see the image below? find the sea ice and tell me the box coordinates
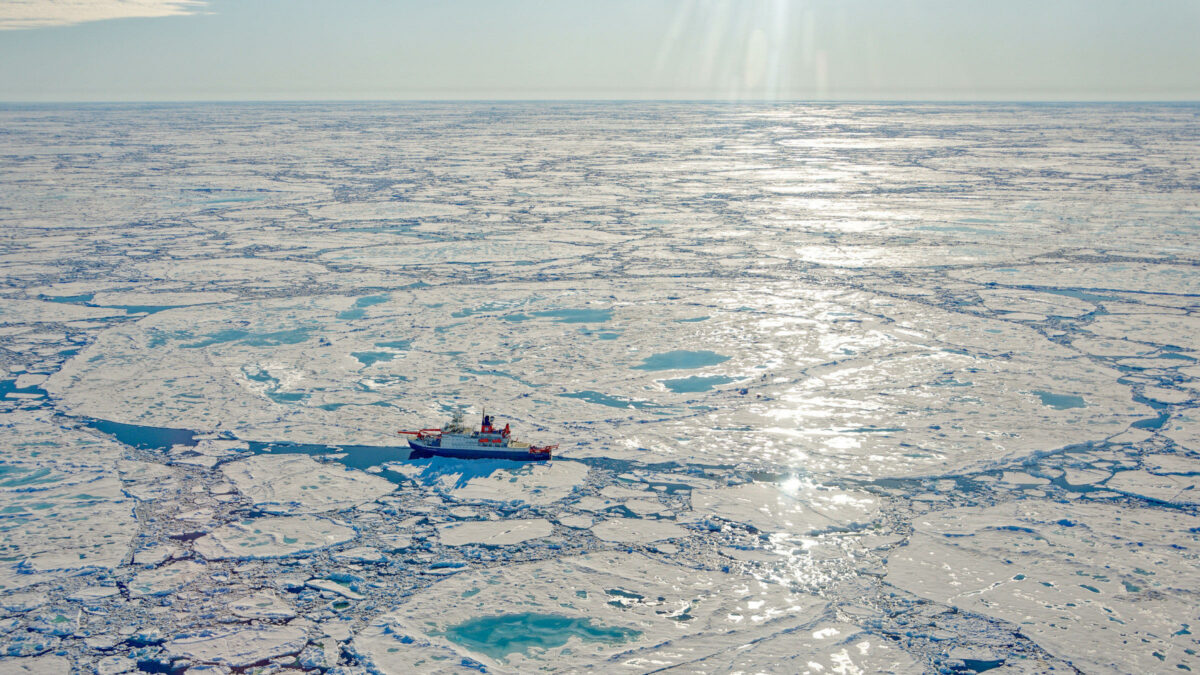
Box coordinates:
[163,625,307,668]
[436,519,553,547]
[221,454,393,514]
[5,102,1200,673]
[433,459,588,506]
[1105,470,1200,505]
[193,516,356,560]
[589,518,687,543]
[690,481,878,534]
[127,561,205,598]
[353,551,829,672]
[224,592,295,621]
[886,501,1200,673]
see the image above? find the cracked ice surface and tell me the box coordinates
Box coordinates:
[2,103,1200,672]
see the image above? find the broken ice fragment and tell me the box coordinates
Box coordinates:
[228,592,296,620]
[163,626,308,668]
[437,519,553,547]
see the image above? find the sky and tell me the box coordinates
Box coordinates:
[0,0,1197,102]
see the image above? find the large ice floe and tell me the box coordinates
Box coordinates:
[193,516,357,560]
[2,102,1199,672]
[352,551,917,673]
[221,454,393,513]
[886,501,1200,673]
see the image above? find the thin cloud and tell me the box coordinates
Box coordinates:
[0,0,206,31]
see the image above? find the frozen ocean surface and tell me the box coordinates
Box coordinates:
[0,102,1198,673]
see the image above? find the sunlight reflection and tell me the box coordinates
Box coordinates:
[653,0,794,100]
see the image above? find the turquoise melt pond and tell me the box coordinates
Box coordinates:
[439,613,640,660]
[1032,390,1086,409]
[633,350,729,371]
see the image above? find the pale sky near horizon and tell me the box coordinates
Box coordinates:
[0,0,1197,102]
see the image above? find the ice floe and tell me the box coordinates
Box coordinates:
[589,518,687,543]
[227,592,296,620]
[353,551,830,672]
[690,481,879,534]
[163,625,307,668]
[437,518,553,547]
[886,501,1200,673]
[193,516,356,560]
[127,561,205,598]
[221,454,393,513]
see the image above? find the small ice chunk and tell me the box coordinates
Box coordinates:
[13,374,47,389]
[133,545,182,566]
[307,579,364,600]
[590,518,687,543]
[332,546,386,563]
[1106,470,1200,505]
[229,592,296,620]
[127,561,204,598]
[437,519,553,547]
[94,654,137,675]
[999,471,1049,486]
[1144,454,1200,475]
[556,515,594,529]
[0,592,47,613]
[1063,467,1111,486]
[376,534,412,551]
[164,626,308,668]
[67,586,120,602]
[0,655,73,673]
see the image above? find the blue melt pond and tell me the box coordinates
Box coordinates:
[182,327,313,349]
[351,351,395,367]
[634,350,730,371]
[1032,390,1087,410]
[532,308,613,324]
[439,613,640,660]
[661,375,735,393]
[337,294,390,320]
[0,465,59,488]
[559,391,663,409]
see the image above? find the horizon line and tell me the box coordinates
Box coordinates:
[2,97,1199,106]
